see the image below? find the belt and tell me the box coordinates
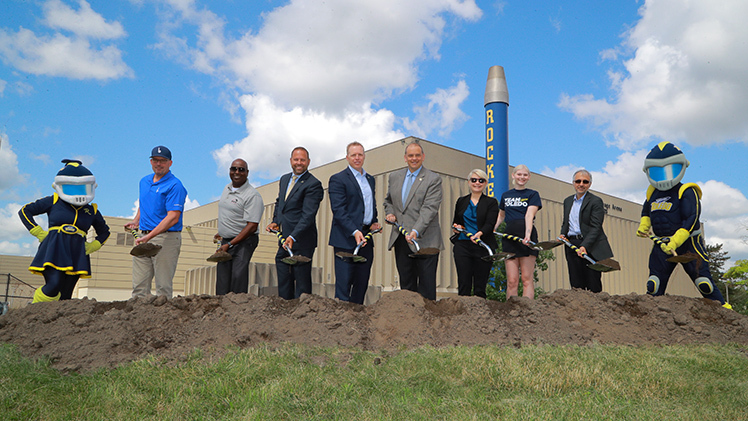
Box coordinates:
[567,234,583,240]
[140,230,181,234]
[49,225,86,237]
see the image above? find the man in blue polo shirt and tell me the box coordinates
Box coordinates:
[125,146,187,298]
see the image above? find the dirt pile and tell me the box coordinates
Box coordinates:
[1,289,747,372]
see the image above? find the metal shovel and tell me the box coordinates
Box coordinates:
[269,229,311,265]
[558,236,621,272]
[336,228,382,263]
[206,235,233,263]
[125,227,162,257]
[495,232,563,251]
[648,235,698,263]
[385,220,440,258]
[453,226,513,262]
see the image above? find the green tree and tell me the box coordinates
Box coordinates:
[723,259,748,315]
[705,243,729,282]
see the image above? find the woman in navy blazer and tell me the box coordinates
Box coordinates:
[451,169,499,297]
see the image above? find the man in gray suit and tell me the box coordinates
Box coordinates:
[559,169,614,292]
[383,142,443,300]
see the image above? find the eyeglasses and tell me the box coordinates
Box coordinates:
[574,179,590,185]
[230,167,247,172]
[469,178,486,183]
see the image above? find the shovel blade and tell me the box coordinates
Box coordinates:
[587,258,621,272]
[666,255,697,263]
[534,240,563,250]
[207,250,233,262]
[335,252,368,263]
[408,247,440,258]
[130,243,162,257]
[481,252,515,262]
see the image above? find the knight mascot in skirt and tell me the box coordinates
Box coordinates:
[636,142,730,308]
[19,159,110,303]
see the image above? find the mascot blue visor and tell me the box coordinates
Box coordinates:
[61,184,88,196]
[647,164,683,183]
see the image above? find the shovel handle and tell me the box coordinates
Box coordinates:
[268,228,294,256]
[648,235,678,257]
[494,231,543,250]
[558,236,597,265]
[454,226,494,255]
[385,220,420,251]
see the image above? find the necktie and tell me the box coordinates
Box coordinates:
[285,175,298,200]
[402,173,414,204]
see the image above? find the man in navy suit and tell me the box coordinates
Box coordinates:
[328,142,382,304]
[266,147,323,300]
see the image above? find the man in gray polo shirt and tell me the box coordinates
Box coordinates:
[215,158,264,295]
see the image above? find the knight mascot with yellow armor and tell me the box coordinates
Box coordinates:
[19,159,110,303]
[637,142,730,308]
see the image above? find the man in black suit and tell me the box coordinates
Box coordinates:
[266,147,323,300]
[559,169,614,292]
[328,142,382,304]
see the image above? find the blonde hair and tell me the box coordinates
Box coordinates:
[468,168,488,180]
[511,164,530,187]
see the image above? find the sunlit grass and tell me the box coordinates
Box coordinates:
[1,343,747,420]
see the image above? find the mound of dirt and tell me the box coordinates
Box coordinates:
[1,289,747,372]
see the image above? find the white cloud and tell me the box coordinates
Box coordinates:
[213,94,404,181]
[0,79,6,96]
[156,0,481,112]
[540,149,650,202]
[0,0,132,80]
[0,240,38,257]
[699,180,748,220]
[559,0,748,149]
[184,195,200,211]
[152,0,481,180]
[0,133,25,190]
[403,80,470,138]
[43,0,126,39]
[0,202,35,242]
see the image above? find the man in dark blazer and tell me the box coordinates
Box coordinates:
[383,142,443,300]
[266,147,323,300]
[559,169,614,292]
[328,142,382,304]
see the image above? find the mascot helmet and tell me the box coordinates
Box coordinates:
[52,159,97,205]
[643,141,689,191]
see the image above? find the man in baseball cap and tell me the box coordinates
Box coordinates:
[125,145,187,298]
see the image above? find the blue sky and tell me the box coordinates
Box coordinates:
[2,0,748,265]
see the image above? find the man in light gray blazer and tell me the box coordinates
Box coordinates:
[383,142,443,300]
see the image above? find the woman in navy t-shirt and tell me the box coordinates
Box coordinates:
[497,165,542,299]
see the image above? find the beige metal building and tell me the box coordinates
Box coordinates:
[1,137,700,306]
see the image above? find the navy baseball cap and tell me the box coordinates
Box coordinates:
[150,146,172,160]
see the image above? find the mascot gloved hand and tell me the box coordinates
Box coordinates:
[660,228,689,255]
[85,240,102,255]
[636,216,651,238]
[29,225,49,242]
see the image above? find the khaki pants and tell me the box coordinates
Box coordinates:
[132,231,181,298]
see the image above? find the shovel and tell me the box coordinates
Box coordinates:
[269,228,311,265]
[495,232,563,251]
[206,235,233,263]
[558,236,621,272]
[647,235,698,263]
[125,227,162,257]
[385,220,440,258]
[336,228,382,263]
[453,226,513,262]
